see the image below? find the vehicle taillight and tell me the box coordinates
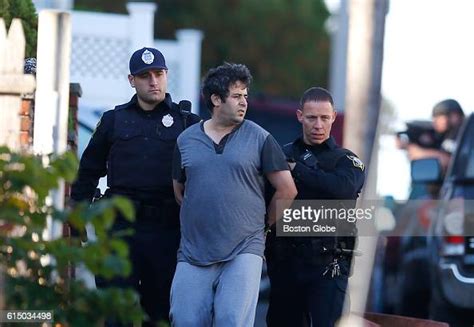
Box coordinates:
[441,198,465,256]
[442,236,465,256]
[444,235,465,244]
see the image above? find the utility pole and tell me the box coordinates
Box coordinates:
[340,0,389,325]
[343,0,388,167]
[329,0,349,112]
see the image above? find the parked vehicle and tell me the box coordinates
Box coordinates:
[372,116,474,320]
[374,174,440,318]
[413,114,474,326]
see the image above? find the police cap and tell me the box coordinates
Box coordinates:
[432,99,464,117]
[129,47,168,75]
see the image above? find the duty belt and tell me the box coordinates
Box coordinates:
[267,237,361,264]
[113,198,179,228]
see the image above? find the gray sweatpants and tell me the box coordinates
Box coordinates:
[169,253,263,327]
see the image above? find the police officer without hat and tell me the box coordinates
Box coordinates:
[265,87,365,327]
[70,47,200,326]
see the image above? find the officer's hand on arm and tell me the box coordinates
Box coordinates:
[265,170,297,227]
[284,145,317,172]
[288,161,296,171]
[283,144,297,171]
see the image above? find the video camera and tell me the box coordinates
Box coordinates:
[396,120,441,149]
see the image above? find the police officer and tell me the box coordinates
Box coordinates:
[432,99,464,154]
[70,47,200,326]
[401,99,464,170]
[265,87,365,327]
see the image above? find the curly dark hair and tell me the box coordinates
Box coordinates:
[202,62,253,112]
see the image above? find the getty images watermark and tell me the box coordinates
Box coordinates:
[276,200,379,237]
[276,199,474,237]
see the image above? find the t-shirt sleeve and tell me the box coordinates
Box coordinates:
[261,134,289,173]
[172,143,186,183]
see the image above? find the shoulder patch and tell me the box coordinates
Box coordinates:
[346,155,365,171]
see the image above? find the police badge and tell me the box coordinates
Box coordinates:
[162,114,174,127]
[142,49,154,65]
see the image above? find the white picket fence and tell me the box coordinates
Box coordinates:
[0,17,36,310]
[0,18,36,150]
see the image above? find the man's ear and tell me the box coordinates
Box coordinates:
[211,94,221,107]
[296,109,303,123]
[128,74,135,88]
[332,110,337,123]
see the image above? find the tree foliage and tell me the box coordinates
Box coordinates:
[159,0,331,98]
[74,0,331,99]
[0,147,143,325]
[73,0,125,13]
[0,0,38,57]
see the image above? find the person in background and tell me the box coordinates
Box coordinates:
[401,99,465,169]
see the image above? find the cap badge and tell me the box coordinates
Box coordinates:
[162,114,174,127]
[141,49,154,65]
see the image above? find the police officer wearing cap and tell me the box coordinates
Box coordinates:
[265,87,365,327]
[70,47,200,326]
[403,99,464,170]
[432,99,464,154]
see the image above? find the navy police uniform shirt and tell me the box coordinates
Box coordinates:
[71,93,200,203]
[284,136,365,200]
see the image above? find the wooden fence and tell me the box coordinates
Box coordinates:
[0,18,35,150]
[0,16,37,311]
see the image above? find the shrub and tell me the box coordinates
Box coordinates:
[0,146,143,325]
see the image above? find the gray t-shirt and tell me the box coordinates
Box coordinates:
[173,120,288,266]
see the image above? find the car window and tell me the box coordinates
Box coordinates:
[451,115,474,179]
[453,184,474,198]
[467,152,474,178]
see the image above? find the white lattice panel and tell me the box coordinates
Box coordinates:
[166,60,180,98]
[71,35,130,79]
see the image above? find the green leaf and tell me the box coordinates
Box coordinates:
[1,149,142,325]
[111,196,135,221]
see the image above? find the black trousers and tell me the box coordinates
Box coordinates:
[266,255,350,327]
[95,215,180,327]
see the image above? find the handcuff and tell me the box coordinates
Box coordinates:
[265,224,272,236]
[264,219,274,236]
